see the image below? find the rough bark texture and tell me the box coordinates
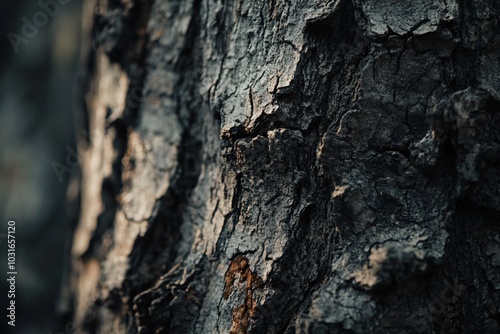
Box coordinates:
[70,0,500,333]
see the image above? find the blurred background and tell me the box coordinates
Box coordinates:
[0,0,83,333]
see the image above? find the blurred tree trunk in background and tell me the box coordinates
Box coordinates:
[0,1,81,333]
[71,0,500,333]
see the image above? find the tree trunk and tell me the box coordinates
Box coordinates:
[69,0,500,333]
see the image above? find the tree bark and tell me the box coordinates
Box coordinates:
[70,0,500,333]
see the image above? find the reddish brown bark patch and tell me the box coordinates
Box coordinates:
[223,255,263,334]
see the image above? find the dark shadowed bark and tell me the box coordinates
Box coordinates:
[69,0,500,333]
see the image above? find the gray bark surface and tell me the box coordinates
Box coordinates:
[70,0,500,333]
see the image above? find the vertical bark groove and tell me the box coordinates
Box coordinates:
[71,0,500,333]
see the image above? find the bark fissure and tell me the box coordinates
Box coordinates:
[71,0,500,333]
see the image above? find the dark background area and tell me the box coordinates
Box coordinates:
[0,0,83,333]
